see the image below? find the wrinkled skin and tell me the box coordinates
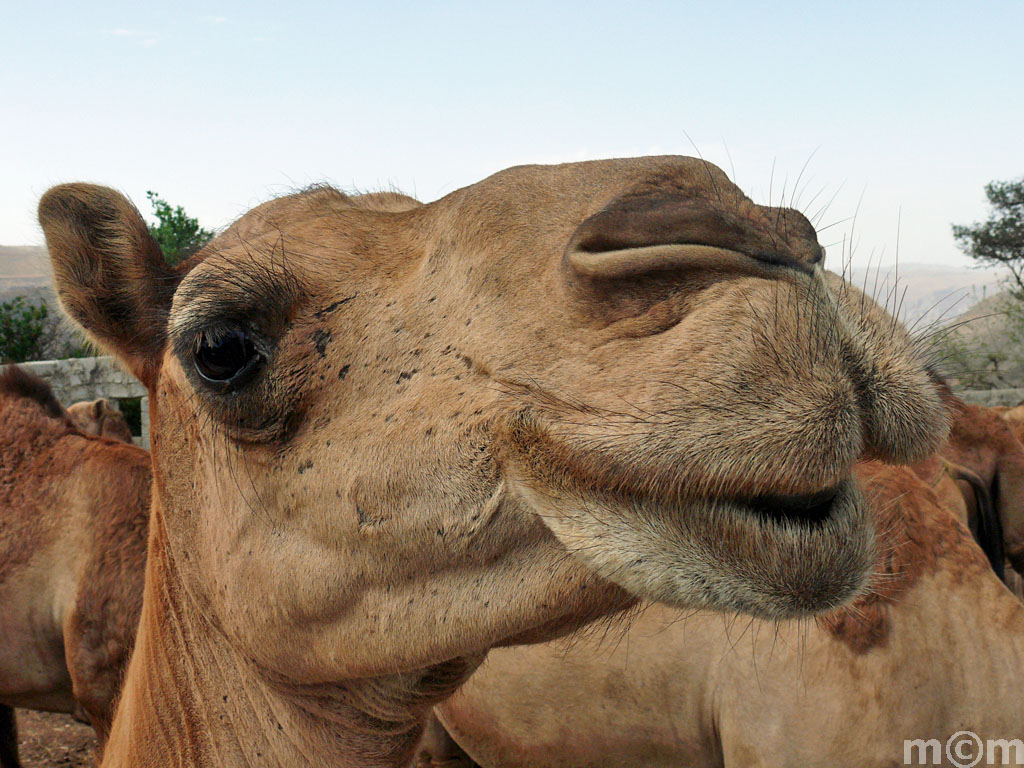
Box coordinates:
[66,398,134,443]
[38,156,947,767]
[426,460,1024,768]
[0,368,149,768]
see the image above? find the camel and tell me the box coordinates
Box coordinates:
[0,367,150,768]
[67,397,135,443]
[908,392,1024,584]
[1001,402,1024,448]
[38,156,949,767]
[422,414,1024,768]
[942,399,1024,579]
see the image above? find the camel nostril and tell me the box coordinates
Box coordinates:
[564,190,826,284]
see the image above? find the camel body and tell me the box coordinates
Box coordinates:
[0,368,149,767]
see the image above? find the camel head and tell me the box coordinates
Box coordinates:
[39,157,946,685]
[67,398,134,443]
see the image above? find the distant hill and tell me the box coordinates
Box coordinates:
[846,262,1004,331]
[0,245,53,303]
[935,288,1024,389]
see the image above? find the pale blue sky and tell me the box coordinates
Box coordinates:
[2,1,1022,268]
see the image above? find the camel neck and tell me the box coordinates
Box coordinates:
[101,514,468,768]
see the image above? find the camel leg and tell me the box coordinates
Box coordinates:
[0,705,20,768]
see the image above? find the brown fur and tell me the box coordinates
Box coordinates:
[39,157,948,767]
[0,367,150,766]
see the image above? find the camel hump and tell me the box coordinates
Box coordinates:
[0,365,67,421]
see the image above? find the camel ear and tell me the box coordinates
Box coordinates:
[39,184,180,387]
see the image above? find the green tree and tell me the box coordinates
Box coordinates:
[0,296,49,363]
[146,191,214,266]
[953,177,1024,299]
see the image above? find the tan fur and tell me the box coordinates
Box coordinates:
[0,367,150,767]
[39,157,948,767]
[429,461,1024,768]
[1001,403,1024,435]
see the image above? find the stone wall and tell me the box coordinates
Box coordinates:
[957,388,1024,407]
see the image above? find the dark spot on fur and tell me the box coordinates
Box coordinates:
[338,364,350,380]
[314,294,357,318]
[396,370,418,384]
[312,329,331,358]
[297,459,314,474]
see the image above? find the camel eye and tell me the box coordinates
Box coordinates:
[193,328,262,390]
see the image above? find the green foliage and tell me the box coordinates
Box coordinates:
[0,295,97,363]
[0,296,49,363]
[48,334,95,360]
[146,191,214,266]
[953,177,1024,299]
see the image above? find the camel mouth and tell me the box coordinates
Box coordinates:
[740,486,842,529]
[701,478,873,617]
[511,463,874,620]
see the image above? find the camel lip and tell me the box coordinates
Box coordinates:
[738,485,843,529]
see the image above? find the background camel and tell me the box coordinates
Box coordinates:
[423,416,1024,768]
[0,367,150,768]
[66,398,134,443]
[942,399,1024,590]
[38,156,947,767]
